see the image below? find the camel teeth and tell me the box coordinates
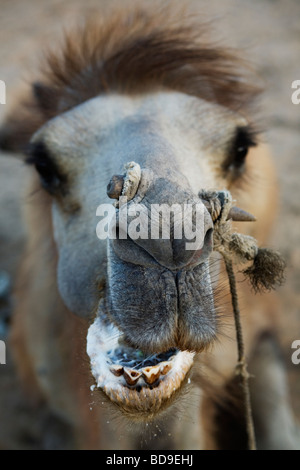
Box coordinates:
[142,364,161,385]
[160,361,172,375]
[110,364,124,377]
[123,368,142,386]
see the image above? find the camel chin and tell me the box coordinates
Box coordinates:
[87,312,194,418]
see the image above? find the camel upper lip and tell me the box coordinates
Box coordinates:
[86,313,195,415]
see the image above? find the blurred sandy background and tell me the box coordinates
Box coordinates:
[0,0,299,449]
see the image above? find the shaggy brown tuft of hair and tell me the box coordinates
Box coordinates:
[0,5,262,153]
[243,248,286,293]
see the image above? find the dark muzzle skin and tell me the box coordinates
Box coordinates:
[103,175,216,354]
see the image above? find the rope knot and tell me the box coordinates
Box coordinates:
[201,189,286,293]
[235,360,251,381]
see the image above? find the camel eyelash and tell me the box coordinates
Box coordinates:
[223,125,259,174]
[25,141,53,165]
[25,142,65,193]
[236,125,258,146]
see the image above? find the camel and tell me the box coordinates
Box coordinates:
[0,5,298,450]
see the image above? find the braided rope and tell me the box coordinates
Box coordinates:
[223,257,256,450]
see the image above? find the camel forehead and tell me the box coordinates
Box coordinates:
[33,90,244,158]
[32,91,246,195]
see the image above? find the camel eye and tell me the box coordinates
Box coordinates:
[26,142,65,194]
[235,144,249,163]
[224,126,258,174]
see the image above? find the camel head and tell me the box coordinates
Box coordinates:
[28,90,259,416]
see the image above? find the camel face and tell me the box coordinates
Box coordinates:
[29,90,255,415]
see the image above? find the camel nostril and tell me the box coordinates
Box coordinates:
[204,228,213,249]
[184,227,213,268]
[202,226,214,257]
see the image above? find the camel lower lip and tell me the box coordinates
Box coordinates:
[86,315,194,415]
